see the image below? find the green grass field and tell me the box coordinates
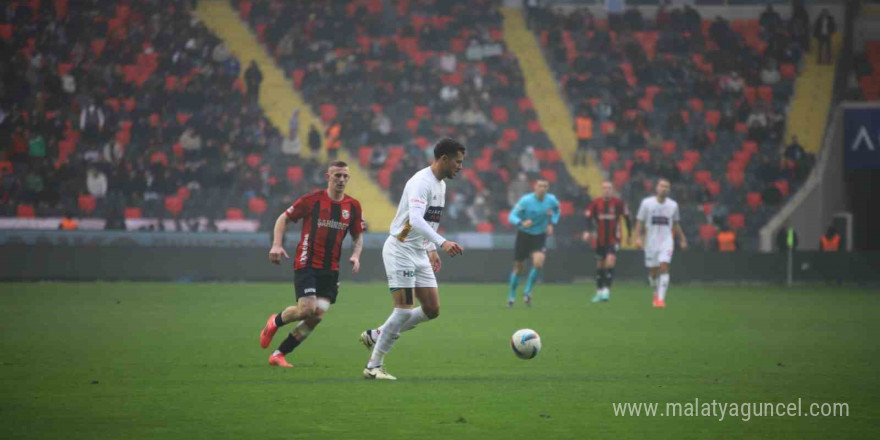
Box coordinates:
[1,282,878,439]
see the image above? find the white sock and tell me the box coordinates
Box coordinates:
[372,307,431,339]
[272,350,282,356]
[400,307,430,332]
[367,308,411,368]
[658,273,670,301]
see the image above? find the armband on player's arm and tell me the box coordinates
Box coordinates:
[409,203,447,247]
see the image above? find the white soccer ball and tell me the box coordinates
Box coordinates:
[511,329,541,360]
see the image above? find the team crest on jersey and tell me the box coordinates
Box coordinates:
[342,209,350,219]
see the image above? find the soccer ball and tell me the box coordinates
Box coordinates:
[510,329,541,360]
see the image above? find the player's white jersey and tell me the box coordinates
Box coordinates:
[389,167,447,251]
[637,196,679,250]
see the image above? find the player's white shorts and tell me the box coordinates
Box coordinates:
[644,245,674,268]
[383,236,437,290]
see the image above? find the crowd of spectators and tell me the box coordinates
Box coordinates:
[241,0,592,236]
[0,0,319,231]
[529,2,815,249]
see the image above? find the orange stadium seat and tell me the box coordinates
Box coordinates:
[476,222,494,233]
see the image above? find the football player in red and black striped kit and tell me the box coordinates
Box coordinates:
[582,181,631,303]
[258,161,366,367]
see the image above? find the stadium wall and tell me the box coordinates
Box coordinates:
[3,231,878,284]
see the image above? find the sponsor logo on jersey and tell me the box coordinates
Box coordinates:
[318,218,348,230]
[651,216,670,225]
[423,206,443,223]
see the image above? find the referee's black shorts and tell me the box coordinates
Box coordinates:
[514,231,547,262]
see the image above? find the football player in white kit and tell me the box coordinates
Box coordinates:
[634,178,687,308]
[360,139,466,380]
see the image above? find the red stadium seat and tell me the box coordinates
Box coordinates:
[775,180,790,196]
[701,203,714,218]
[694,170,711,185]
[491,106,508,124]
[414,105,430,120]
[683,150,701,165]
[742,140,758,155]
[518,98,533,112]
[226,208,244,220]
[177,186,191,201]
[728,213,746,230]
[699,223,718,244]
[540,169,558,183]
[726,169,745,187]
[688,98,704,113]
[248,197,267,216]
[476,222,494,233]
[17,204,35,218]
[0,160,12,176]
[746,192,763,211]
[705,110,721,127]
[378,168,393,189]
[706,180,721,196]
[735,122,749,134]
[600,121,616,136]
[124,207,142,219]
[780,63,796,78]
[78,194,96,214]
[744,87,757,104]
[527,120,542,133]
[601,149,619,169]
[634,149,650,163]
[165,196,184,217]
[677,160,695,175]
[559,201,574,217]
[320,103,338,123]
[498,210,511,227]
[758,86,773,102]
[358,147,372,167]
[405,118,418,132]
[503,128,519,142]
[246,154,262,168]
[612,170,629,189]
[286,166,303,183]
[661,141,677,156]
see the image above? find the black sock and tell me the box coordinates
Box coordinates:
[277,333,302,355]
[274,312,285,328]
[596,269,606,289]
[605,267,615,288]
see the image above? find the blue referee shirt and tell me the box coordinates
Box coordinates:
[508,192,561,236]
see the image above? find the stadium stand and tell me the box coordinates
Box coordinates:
[528,4,813,250]
[237,0,592,236]
[0,0,325,231]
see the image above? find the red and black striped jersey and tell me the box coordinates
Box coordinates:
[585,197,631,246]
[285,190,365,271]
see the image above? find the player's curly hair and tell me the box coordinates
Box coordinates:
[434,138,466,159]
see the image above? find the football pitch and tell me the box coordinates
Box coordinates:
[1,282,877,440]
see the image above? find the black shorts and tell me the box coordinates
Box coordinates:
[514,231,547,262]
[294,267,340,304]
[595,243,619,260]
